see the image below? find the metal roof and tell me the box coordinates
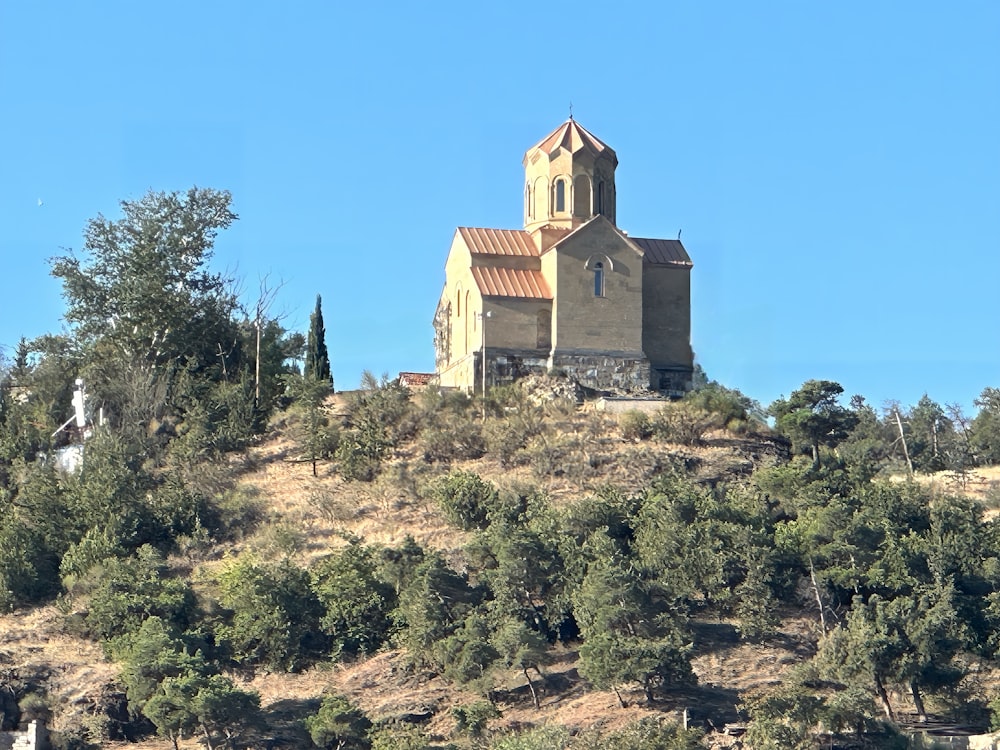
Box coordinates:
[630,237,693,267]
[526,119,617,164]
[471,266,552,300]
[458,227,539,257]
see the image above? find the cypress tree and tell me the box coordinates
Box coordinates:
[305,294,332,387]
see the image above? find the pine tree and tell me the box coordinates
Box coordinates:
[305,294,332,387]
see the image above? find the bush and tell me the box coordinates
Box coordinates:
[651,403,715,445]
[305,694,372,749]
[429,471,499,531]
[619,410,652,441]
[684,382,763,434]
[217,554,326,671]
[451,700,499,739]
[417,416,485,463]
[84,545,196,640]
[311,542,397,658]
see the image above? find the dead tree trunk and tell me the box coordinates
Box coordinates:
[894,408,914,477]
[523,666,540,710]
[809,557,827,635]
[911,680,927,723]
[874,673,894,722]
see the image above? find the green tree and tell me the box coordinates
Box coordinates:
[490,616,550,709]
[286,372,339,477]
[144,672,202,750]
[111,616,210,714]
[83,545,197,640]
[600,718,705,750]
[394,553,480,670]
[972,387,1000,465]
[49,188,243,436]
[430,470,499,531]
[190,674,262,750]
[770,380,858,465]
[311,542,396,658]
[305,694,372,750]
[908,395,954,472]
[217,554,325,671]
[306,294,333,386]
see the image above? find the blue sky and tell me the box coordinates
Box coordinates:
[1,2,998,414]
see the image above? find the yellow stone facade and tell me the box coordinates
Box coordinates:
[433,120,693,394]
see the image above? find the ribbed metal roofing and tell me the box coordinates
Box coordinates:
[630,237,693,267]
[458,227,539,257]
[527,119,617,164]
[471,267,552,299]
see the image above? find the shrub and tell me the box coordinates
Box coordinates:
[650,403,715,445]
[451,700,499,739]
[305,694,372,749]
[429,471,499,531]
[216,554,326,671]
[619,410,652,441]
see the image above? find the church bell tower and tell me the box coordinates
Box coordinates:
[522,118,618,233]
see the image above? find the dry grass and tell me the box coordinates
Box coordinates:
[2,397,802,749]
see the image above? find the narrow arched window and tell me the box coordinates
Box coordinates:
[555,179,566,212]
[594,262,605,297]
[596,182,604,215]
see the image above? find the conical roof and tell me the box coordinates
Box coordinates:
[524,119,617,165]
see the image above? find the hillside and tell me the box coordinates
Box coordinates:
[3,379,1000,750]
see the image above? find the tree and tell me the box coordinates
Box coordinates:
[144,672,202,750]
[111,616,210,714]
[770,380,859,465]
[311,542,396,658]
[490,615,550,709]
[286,372,339,477]
[304,694,372,750]
[190,675,262,750]
[217,554,326,671]
[908,395,954,472]
[972,387,1000,465]
[49,188,244,435]
[306,294,333,387]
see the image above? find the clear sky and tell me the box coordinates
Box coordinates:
[1,2,998,414]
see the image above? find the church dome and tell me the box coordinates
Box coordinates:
[522,119,617,232]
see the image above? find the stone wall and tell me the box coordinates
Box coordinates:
[0,721,47,750]
[548,351,650,393]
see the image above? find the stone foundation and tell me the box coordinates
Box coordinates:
[651,366,694,397]
[548,351,650,393]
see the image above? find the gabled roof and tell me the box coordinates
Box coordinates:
[525,119,618,165]
[458,227,539,257]
[471,266,551,300]
[398,372,435,387]
[630,237,693,268]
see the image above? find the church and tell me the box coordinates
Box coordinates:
[433,119,693,395]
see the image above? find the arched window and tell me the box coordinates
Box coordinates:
[593,262,605,297]
[596,181,604,215]
[525,182,532,220]
[554,179,566,213]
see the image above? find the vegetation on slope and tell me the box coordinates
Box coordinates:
[5,190,1000,749]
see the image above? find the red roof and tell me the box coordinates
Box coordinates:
[471,266,551,299]
[458,227,538,257]
[630,237,693,267]
[398,372,434,387]
[527,120,617,165]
